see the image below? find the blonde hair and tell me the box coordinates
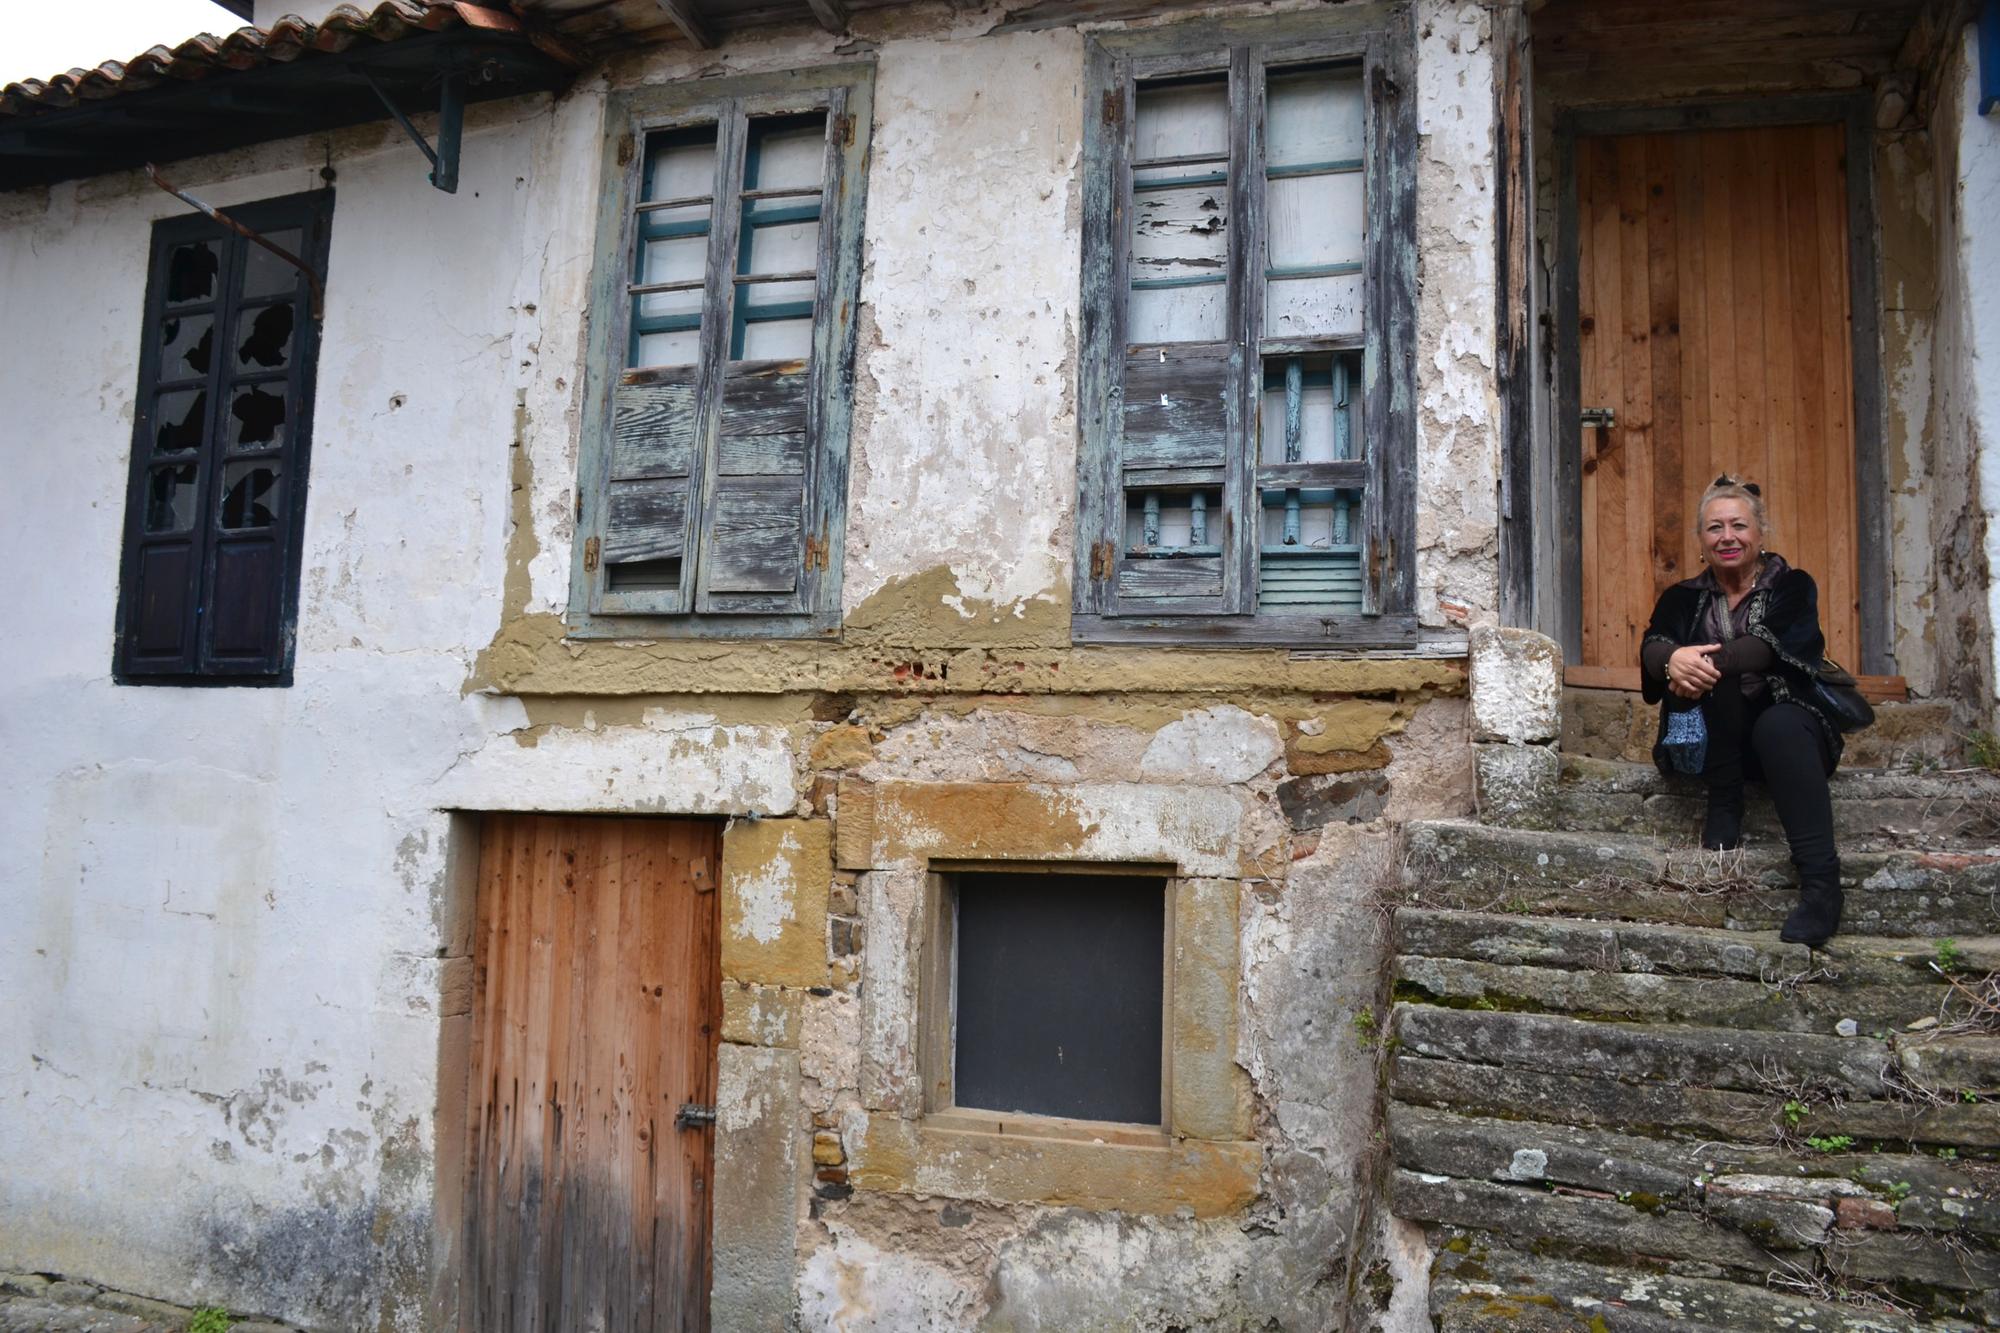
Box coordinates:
[1696,473,1771,543]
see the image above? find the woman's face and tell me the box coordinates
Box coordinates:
[1700,496,1762,573]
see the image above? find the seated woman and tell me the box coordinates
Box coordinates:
[1639,475,1844,947]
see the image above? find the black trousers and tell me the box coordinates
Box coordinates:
[1703,676,1838,879]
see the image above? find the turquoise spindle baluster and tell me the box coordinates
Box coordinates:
[1142,492,1161,547]
[1283,357,1303,545]
[1190,491,1207,545]
[1332,355,1352,545]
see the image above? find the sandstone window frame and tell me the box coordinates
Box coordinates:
[567,63,874,641]
[919,863,1176,1131]
[1072,4,1419,648]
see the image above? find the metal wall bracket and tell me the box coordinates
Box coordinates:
[143,164,326,319]
[360,66,464,192]
[675,1102,717,1129]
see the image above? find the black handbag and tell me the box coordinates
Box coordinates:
[1811,658,1875,733]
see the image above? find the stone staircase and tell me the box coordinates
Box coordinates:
[1386,753,2000,1330]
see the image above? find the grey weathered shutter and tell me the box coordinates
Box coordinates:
[583,76,866,634]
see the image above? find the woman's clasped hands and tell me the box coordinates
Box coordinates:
[1665,642,1722,699]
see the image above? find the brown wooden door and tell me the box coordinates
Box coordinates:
[463,815,720,1333]
[1577,122,1860,670]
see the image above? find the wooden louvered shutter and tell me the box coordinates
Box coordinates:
[582,75,867,634]
[1092,57,1245,622]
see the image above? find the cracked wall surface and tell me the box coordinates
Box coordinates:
[0,1,1504,1328]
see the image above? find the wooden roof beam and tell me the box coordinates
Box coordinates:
[653,0,716,49]
[805,0,850,36]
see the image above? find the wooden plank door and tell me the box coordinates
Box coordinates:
[463,815,720,1333]
[1576,122,1861,670]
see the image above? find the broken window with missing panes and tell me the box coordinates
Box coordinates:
[1075,15,1417,646]
[570,68,873,639]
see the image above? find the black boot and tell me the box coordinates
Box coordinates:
[1780,866,1843,947]
[1701,784,1744,851]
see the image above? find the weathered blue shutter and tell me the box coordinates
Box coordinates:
[581,73,868,635]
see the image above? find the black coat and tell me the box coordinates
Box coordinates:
[1638,563,1842,774]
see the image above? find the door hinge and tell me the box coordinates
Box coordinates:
[836,113,856,147]
[583,535,600,573]
[1101,89,1124,126]
[1372,66,1400,102]
[676,1102,717,1129]
[1089,539,1115,581]
[617,132,636,167]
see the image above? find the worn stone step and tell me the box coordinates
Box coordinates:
[1394,954,1965,1035]
[1389,1103,2000,1241]
[1395,907,2000,987]
[1391,1054,2000,1151]
[1404,820,2000,938]
[1493,755,2000,847]
[1429,1235,1984,1333]
[1393,1005,1895,1096]
[1392,1169,1801,1273]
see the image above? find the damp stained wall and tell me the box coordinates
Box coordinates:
[0,2,1503,1328]
[1926,25,2000,727]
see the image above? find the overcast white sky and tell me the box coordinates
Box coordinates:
[2,0,248,87]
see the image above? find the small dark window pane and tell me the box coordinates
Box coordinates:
[231,384,287,448]
[160,315,212,378]
[236,302,294,370]
[239,230,302,299]
[132,544,193,656]
[154,390,206,453]
[208,541,280,657]
[166,240,221,304]
[953,872,1165,1125]
[219,461,280,529]
[145,463,200,532]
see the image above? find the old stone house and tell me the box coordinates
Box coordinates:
[2,0,1998,1329]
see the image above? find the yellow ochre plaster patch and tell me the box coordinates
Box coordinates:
[720,818,832,988]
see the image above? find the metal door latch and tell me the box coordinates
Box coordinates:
[676,1103,717,1129]
[1581,406,1617,430]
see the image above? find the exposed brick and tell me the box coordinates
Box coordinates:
[1835,1196,1898,1230]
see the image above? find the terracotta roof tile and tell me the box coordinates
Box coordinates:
[0,1,521,119]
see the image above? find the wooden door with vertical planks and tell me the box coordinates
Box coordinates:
[1576,122,1861,671]
[463,815,720,1332]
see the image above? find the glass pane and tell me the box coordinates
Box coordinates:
[742,215,820,275]
[154,390,207,454]
[745,114,826,192]
[166,239,221,304]
[1266,67,1364,169]
[643,125,719,202]
[635,328,702,367]
[1264,270,1363,341]
[160,314,212,379]
[1135,78,1228,161]
[220,460,281,530]
[639,233,708,287]
[236,302,295,370]
[146,463,200,532]
[1128,284,1226,344]
[231,384,287,449]
[1267,173,1364,270]
[240,229,303,299]
[739,318,812,362]
[638,202,709,243]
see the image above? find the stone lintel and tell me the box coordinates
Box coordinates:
[849,1111,1261,1218]
[833,778,1249,875]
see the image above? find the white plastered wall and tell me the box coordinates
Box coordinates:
[0,2,1502,1326]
